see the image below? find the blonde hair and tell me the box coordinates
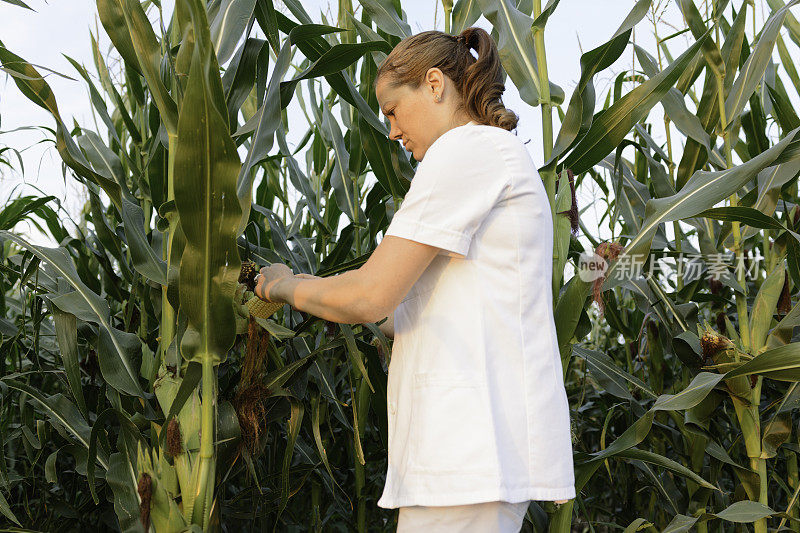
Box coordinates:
[373,28,519,132]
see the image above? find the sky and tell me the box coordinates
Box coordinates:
[0,0,793,260]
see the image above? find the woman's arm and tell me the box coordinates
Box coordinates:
[273,272,395,338]
[376,310,394,340]
[271,270,372,324]
[266,235,440,324]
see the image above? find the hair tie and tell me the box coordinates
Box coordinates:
[456,34,466,46]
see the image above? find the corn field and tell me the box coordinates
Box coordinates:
[1,0,800,530]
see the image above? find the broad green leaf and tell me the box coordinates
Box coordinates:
[696,206,792,230]
[281,41,389,96]
[87,408,118,504]
[678,0,724,80]
[98,0,179,133]
[236,39,291,235]
[750,263,787,352]
[210,0,257,65]
[222,37,265,128]
[105,451,142,533]
[634,45,712,154]
[96,0,142,73]
[453,0,482,34]
[0,46,125,211]
[561,30,710,175]
[277,397,304,520]
[766,298,800,349]
[724,0,800,130]
[321,99,365,225]
[531,0,560,30]
[358,0,411,38]
[766,0,800,48]
[573,345,654,400]
[477,0,564,108]
[77,131,168,285]
[338,324,374,393]
[360,114,408,200]
[51,306,88,418]
[761,384,797,458]
[174,0,243,365]
[766,80,800,133]
[1,381,107,469]
[0,231,145,397]
[714,500,776,522]
[0,195,57,231]
[0,490,21,527]
[676,4,748,188]
[602,126,800,291]
[776,34,800,95]
[548,0,650,164]
[615,448,716,489]
[740,160,800,243]
[274,15,388,134]
[724,342,800,382]
[575,371,727,491]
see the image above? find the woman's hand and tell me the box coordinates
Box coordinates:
[254,264,295,302]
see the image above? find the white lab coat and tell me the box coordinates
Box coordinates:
[377,120,576,509]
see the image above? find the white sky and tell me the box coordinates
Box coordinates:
[0,0,793,259]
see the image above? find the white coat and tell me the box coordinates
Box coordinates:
[377,120,576,509]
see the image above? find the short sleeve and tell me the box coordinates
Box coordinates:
[383,129,510,257]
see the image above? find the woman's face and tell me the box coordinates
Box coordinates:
[375,69,455,161]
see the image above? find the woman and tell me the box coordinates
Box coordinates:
[255,27,575,532]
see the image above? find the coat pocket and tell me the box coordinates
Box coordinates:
[409,372,499,474]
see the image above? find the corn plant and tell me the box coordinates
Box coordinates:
[1,0,800,531]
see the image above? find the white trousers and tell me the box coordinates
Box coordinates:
[396,500,529,532]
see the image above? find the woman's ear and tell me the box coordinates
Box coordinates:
[425,67,445,98]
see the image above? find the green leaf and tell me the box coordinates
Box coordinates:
[561,29,710,175]
[678,0,725,80]
[477,0,564,107]
[634,45,713,154]
[0,490,21,527]
[1,380,108,470]
[750,263,787,352]
[615,448,716,490]
[51,306,88,418]
[96,0,142,73]
[321,99,365,225]
[713,500,776,522]
[358,0,411,38]
[338,324,374,393]
[0,45,126,212]
[696,206,790,230]
[602,126,800,291]
[766,0,800,49]
[100,0,179,133]
[573,345,655,400]
[0,231,145,397]
[210,0,257,65]
[724,343,800,382]
[173,0,243,365]
[276,397,304,521]
[548,0,651,164]
[724,0,800,130]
